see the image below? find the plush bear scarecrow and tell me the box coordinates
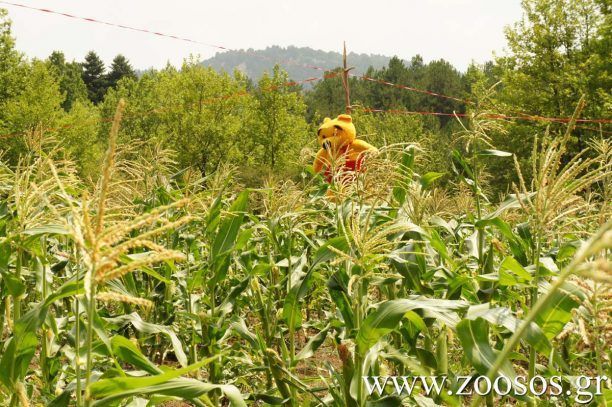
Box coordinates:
[313,114,377,184]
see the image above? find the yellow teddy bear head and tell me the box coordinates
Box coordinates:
[317,114,356,151]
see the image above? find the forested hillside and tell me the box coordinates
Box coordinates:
[201,45,391,84]
[0,1,610,406]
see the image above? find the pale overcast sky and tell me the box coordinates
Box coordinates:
[2,0,524,72]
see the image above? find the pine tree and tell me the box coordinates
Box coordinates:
[106,54,136,89]
[81,50,107,104]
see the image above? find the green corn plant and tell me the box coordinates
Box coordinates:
[0,86,610,407]
[468,219,612,407]
[511,97,611,387]
[45,100,251,406]
[451,85,512,303]
[0,138,79,405]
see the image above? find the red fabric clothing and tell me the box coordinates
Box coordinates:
[323,145,365,184]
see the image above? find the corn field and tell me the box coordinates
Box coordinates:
[0,98,610,407]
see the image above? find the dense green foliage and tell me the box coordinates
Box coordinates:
[0,1,610,406]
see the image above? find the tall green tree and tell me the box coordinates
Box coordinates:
[106,54,136,89]
[100,58,254,177]
[58,100,103,178]
[0,8,25,105]
[47,51,88,111]
[304,67,352,120]
[491,0,610,183]
[81,50,108,104]
[498,0,610,119]
[371,56,410,109]
[422,59,465,124]
[0,12,65,163]
[247,65,309,175]
[1,61,65,163]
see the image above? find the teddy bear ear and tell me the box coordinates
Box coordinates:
[323,117,331,123]
[337,114,352,123]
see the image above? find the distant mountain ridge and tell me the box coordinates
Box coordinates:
[200,45,393,83]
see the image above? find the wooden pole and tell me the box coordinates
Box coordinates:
[341,41,354,115]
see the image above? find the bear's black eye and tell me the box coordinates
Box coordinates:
[334,125,342,131]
